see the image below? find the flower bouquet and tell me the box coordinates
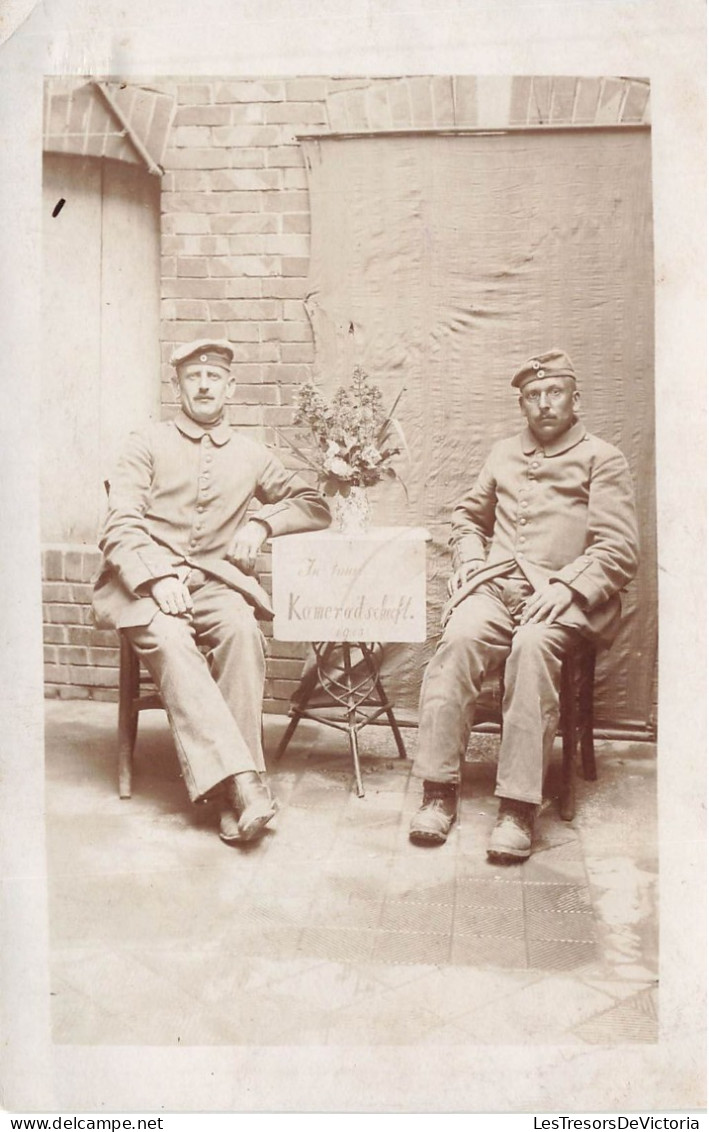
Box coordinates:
[279,366,407,531]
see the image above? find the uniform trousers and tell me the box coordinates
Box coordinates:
[413,578,583,805]
[124,571,266,802]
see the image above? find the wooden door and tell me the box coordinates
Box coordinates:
[41,154,161,545]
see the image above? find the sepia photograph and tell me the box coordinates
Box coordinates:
[0,0,705,1119]
[40,69,658,1044]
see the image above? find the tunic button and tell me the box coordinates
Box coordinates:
[521,501,528,509]
[519,517,527,525]
[519,536,526,544]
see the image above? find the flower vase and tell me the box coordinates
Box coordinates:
[333,486,371,535]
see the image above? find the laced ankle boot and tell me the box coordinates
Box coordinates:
[409,780,458,846]
[487,797,536,862]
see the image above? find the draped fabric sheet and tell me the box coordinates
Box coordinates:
[302,129,656,728]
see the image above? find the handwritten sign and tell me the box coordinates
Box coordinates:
[272,527,430,642]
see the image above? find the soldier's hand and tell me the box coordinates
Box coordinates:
[150,576,193,616]
[520,581,575,626]
[447,561,485,598]
[228,520,268,573]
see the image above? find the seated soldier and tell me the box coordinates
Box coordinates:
[409,349,639,861]
[93,338,331,845]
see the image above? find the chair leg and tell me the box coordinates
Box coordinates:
[559,656,578,822]
[273,644,330,762]
[273,712,303,762]
[579,649,597,781]
[117,635,139,799]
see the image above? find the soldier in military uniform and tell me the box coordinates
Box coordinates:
[93,339,331,845]
[409,349,639,861]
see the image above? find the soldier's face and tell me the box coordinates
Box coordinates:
[519,376,579,443]
[174,363,235,424]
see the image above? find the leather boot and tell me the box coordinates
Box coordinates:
[219,771,277,844]
[409,780,458,846]
[487,798,536,862]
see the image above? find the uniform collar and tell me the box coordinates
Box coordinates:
[521,418,587,457]
[173,409,232,446]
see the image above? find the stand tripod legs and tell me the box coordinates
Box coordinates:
[360,643,409,761]
[273,640,407,796]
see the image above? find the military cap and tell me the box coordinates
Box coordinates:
[170,339,234,370]
[511,349,576,390]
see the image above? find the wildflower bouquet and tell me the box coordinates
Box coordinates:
[281,366,407,498]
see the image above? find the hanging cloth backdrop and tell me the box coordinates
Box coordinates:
[301,128,656,730]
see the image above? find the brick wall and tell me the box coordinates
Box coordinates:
[42,545,119,700]
[42,74,650,707]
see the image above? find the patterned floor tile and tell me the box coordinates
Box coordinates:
[522,855,589,883]
[385,874,458,905]
[324,994,442,1045]
[217,923,305,962]
[320,861,395,898]
[327,827,403,856]
[244,864,331,897]
[298,926,378,964]
[52,982,145,1046]
[456,851,526,880]
[370,930,452,967]
[310,894,383,929]
[379,899,454,934]
[234,895,314,929]
[50,946,232,1046]
[447,973,614,1044]
[455,877,525,909]
[398,965,541,1023]
[286,781,353,809]
[199,988,332,1045]
[338,806,404,831]
[525,909,597,942]
[450,935,528,969]
[453,904,526,939]
[268,960,386,1011]
[522,882,593,913]
[526,937,598,971]
[573,985,658,1044]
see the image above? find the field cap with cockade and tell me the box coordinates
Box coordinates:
[511,349,576,391]
[170,339,234,370]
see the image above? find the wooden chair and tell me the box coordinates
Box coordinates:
[116,634,162,798]
[556,640,597,820]
[498,637,597,821]
[104,476,161,799]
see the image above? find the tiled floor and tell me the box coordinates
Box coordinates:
[45,700,658,1046]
